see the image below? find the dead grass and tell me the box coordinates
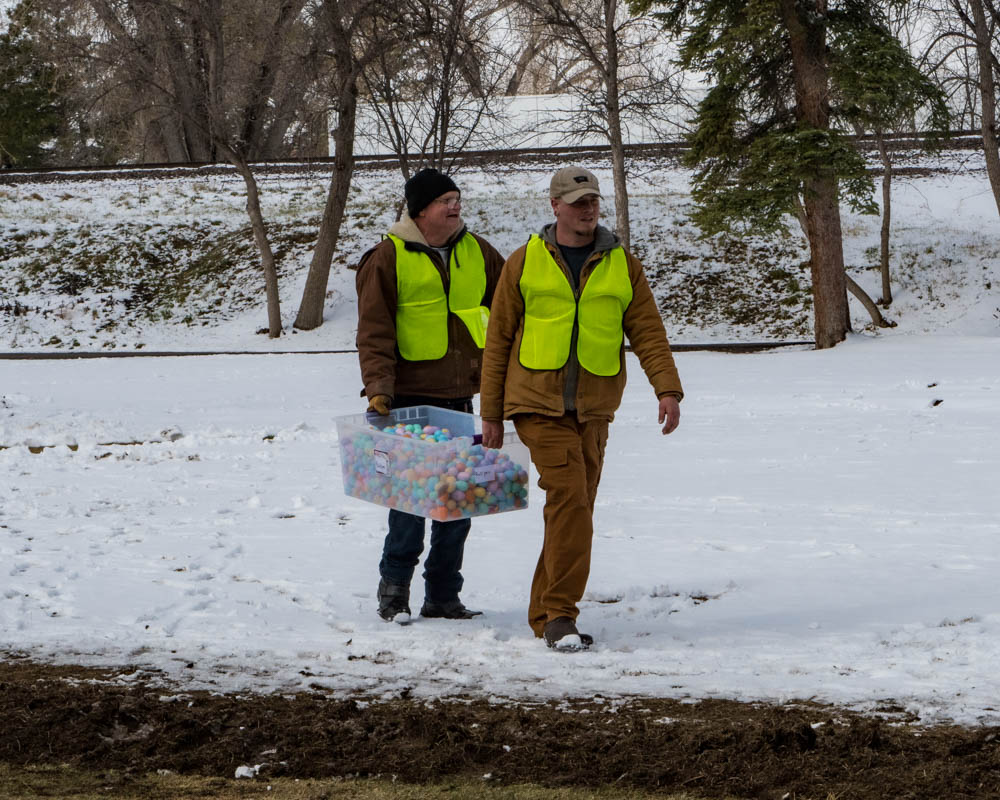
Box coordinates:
[0,765,720,800]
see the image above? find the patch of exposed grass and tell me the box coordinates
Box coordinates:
[647,231,813,339]
[1,215,323,340]
[0,765,721,800]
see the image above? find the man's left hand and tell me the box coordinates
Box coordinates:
[658,396,680,435]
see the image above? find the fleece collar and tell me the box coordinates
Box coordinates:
[539,222,619,254]
[388,214,467,250]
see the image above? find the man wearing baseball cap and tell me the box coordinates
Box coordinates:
[356,167,505,625]
[479,166,683,651]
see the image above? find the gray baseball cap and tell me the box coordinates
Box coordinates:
[550,166,602,203]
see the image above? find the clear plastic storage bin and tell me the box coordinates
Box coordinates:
[336,406,530,519]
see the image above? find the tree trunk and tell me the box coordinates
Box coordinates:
[970,0,1000,217]
[604,0,631,249]
[239,0,310,159]
[846,275,895,328]
[780,0,850,349]
[794,196,892,330]
[230,156,283,338]
[294,82,358,330]
[506,32,542,96]
[104,0,213,162]
[166,10,216,161]
[606,110,631,250]
[877,131,893,306]
[142,110,188,162]
[802,177,850,346]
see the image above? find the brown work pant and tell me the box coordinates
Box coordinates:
[513,413,609,637]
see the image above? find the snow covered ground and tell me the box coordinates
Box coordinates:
[2,336,998,726]
[2,151,999,726]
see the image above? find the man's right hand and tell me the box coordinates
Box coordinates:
[367,395,392,416]
[481,419,505,449]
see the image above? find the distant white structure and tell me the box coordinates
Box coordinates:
[331,93,691,157]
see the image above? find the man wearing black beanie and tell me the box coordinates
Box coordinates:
[405,168,460,219]
[355,168,505,625]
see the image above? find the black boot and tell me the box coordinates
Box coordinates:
[378,579,411,624]
[419,598,483,619]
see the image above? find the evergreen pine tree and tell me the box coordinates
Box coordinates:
[638,0,944,347]
[0,4,64,168]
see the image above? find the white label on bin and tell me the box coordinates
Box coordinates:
[373,449,390,475]
[472,464,496,484]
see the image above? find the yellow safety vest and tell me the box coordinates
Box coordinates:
[390,233,489,361]
[518,235,633,377]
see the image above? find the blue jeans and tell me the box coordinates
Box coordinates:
[380,510,471,603]
[378,394,474,603]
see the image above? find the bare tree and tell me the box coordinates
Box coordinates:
[78,0,317,163]
[960,0,1000,215]
[832,3,949,310]
[504,8,548,95]
[911,0,1000,215]
[359,0,516,183]
[33,0,404,334]
[48,0,319,337]
[293,0,402,330]
[502,2,596,94]
[516,0,684,249]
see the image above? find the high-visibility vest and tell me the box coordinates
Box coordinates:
[389,233,489,361]
[518,235,633,377]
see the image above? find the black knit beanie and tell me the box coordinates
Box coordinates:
[405,168,459,218]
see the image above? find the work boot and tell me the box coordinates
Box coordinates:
[377,579,411,625]
[543,616,594,651]
[419,598,483,619]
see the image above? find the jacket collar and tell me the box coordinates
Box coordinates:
[388,214,467,250]
[539,222,619,254]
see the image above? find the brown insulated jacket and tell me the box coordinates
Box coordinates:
[479,223,683,423]
[355,215,505,402]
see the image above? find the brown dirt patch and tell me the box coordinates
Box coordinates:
[1,658,998,799]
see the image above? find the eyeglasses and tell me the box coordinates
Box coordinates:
[434,195,462,208]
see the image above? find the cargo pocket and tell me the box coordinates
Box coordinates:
[533,448,569,468]
[530,447,572,494]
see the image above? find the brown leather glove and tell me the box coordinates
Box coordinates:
[367,394,392,416]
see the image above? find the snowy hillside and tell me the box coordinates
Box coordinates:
[1,148,997,351]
